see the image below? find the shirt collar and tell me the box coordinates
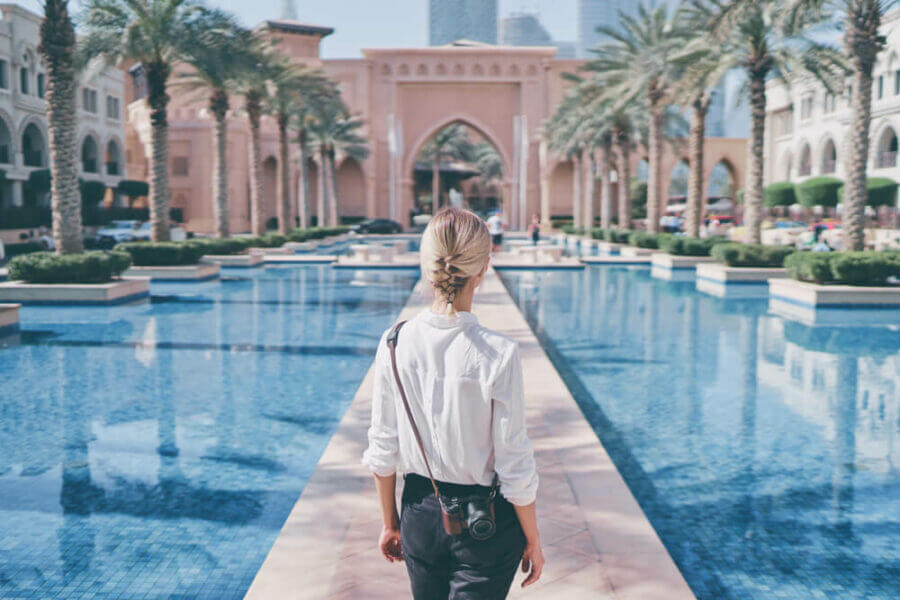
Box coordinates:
[417,309,478,329]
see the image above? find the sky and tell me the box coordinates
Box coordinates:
[7,0,577,59]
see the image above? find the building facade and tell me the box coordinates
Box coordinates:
[429,0,497,46]
[124,16,746,234]
[0,4,126,212]
[764,10,900,188]
[499,13,553,47]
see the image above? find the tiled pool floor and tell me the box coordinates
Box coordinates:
[0,266,417,599]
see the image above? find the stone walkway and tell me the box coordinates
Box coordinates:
[245,269,695,600]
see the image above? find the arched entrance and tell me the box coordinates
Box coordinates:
[548,161,573,218]
[22,123,45,168]
[261,156,278,230]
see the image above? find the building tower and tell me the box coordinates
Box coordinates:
[280,0,298,20]
[429,0,498,45]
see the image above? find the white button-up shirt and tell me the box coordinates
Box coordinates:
[362,309,539,506]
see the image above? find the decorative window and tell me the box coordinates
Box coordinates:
[172,156,189,176]
[106,95,120,119]
[82,88,98,113]
[19,67,28,94]
[0,61,8,89]
[800,95,814,120]
[36,73,44,99]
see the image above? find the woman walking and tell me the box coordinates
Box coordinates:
[363,207,543,599]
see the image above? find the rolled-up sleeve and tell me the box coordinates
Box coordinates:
[362,332,399,476]
[491,342,538,505]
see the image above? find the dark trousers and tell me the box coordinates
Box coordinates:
[400,474,526,600]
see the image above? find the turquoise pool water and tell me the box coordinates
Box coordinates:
[0,265,417,599]
[500,266,900,600]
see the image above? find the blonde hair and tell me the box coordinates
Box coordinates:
[420,207,491,315]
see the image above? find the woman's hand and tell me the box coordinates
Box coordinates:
[379,525,403,563]
[520,539,544,587]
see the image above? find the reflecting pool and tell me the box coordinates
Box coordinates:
[500,266,900,600]
[0,265,417,599]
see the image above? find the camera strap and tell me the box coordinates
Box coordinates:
[386,320,442,499]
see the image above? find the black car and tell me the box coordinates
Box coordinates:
[351,219,403,234]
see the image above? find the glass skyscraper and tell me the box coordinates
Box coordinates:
[429,0,498,45]
[576,0,636,57]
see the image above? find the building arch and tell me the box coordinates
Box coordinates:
[706,159,736,198]
[105,136,123,176]
[668,159,689,201]
[80,133,100,173]
[403,114,512,181]
[335,156,366,218]
[875,124,898,168]
[20,120,47,167]
[798,141,812,176]
[0,113,13,165]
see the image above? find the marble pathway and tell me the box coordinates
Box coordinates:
[245,269,695,600]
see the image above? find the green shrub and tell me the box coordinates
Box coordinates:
[115,241,205,266]
[28,169,52,195]
[189,238,249,255]
[8,251,131,283]
[561,225,584,235]
[837,177,898,208]
[763,182,796,207]
[658,236,725,257]
[795,177,842,208]
[785,251,900,285]
[590,228,607,240]
[4,241,46,258]
[244,233,287,248]
[711,242,795,267]
[628,231,670,249]
[631,179,648,219]
[603,229,632,244]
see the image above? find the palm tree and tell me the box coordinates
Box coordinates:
[786,0,892,249]
[419,124,473,214]
[176,9,255,238]
[586,2,690,233]
[472,141,503,208]
[546,92,588,229]
[610,105,639,230]
[267,64,333,233]
[695,0,844,242]
[308,103,369,226]
[39,0,82,253]
[80,0,202,242]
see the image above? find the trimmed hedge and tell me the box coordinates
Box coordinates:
[795,177,842,208]
[7,251,131,283]
[658,236,726,257]
[243,233,287,248]
[601,229,632,243]
[4,241,46,258]
[628,231,671,249]
[561,225,584,235]
[287,226,350,242]
[115,241,205,266]
[837,177,898,208]
[763,182,796,207]
[711,242,795,268]
[785,251,900,285]
[189,238,249,255]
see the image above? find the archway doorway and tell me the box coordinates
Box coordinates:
[706,160,735,214]
[22,123,45,168]
[411,122,504,219]
[335,157,366,220]
[261,156,277,230]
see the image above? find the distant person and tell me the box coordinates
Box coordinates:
[487,210,505,252]
[363,207,543,599]
[528,214,541,245]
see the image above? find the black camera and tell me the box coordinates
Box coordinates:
[440,494,496,540]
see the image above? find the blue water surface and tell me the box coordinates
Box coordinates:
[0,265,417,599]
[500,266,900,600]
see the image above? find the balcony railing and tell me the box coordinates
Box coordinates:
[877,151,897,168]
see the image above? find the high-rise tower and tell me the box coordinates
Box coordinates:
[576,0,636,57]
[429,0,498,45]
[280,0,298,20]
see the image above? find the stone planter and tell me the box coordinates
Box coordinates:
[0,303,20,337]
[769,278,900,326]
[123,263,220,282]
[284,241,318,253]
[696,264,788,298]
[651,254,718,281]
[619,246,657,258]
[202,253,264,268]
[581,255,652,266]
[246,246,291,255]
[0,278,150,305]
[595,241,623,256]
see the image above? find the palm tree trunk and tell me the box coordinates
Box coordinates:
[746,75,766,244]
[146,60,171,241]
[317,148,328,227]
[572,154,582,230]
[583,147,595,231]
[326,148,338,227]
[647,105,663,234]
[686,94,708,238]
[276,112,291,235]
[246,90,265,235]
[616,132,632,230]
[599,140,614,229]
[432,156,440,215]
[296,129,310,228]
[39,0,82,254]
[210,89,229,238]
[844,11,881,251]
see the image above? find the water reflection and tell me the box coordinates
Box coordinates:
[501,266,900,600]
[0,266,417,599]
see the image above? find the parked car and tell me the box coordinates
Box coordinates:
[350,218,403,234]
[96,220,142,243]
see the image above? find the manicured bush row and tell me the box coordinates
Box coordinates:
[795,177,842,208]
[115,241,206,266]
[8,251,131,283]
[837,177,898,208]
[658,236,726,257]
[560,225,584,235]
[243,233,287,248]
[763,182,796,207]
[785,251,900,285]
[628,231,671,249]
[4,241,46,258]
[590,228,635,244]
[189,238,249,256]
[710,242,795,268]
[287,226,350,242]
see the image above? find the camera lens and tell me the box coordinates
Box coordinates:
[466,501,496,541]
